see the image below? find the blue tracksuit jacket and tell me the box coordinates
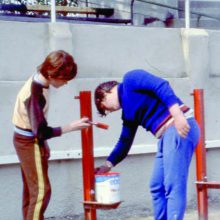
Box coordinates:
[107,69,184,166]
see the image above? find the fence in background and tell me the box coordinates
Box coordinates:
[0,0,220,28]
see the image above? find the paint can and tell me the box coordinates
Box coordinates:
[95,172,120,204]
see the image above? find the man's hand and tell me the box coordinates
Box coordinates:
[95,165,111,174]
[95,161,113,174]
[169,104,190,138]
[174,114,190,138]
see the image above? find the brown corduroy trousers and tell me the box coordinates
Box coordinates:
[13,132,51,220]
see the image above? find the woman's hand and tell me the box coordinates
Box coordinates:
[61,117,91,134]
[69,117,91,131]
[40,142,50,159]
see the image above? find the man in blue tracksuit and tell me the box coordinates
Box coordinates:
[94,69,200,220]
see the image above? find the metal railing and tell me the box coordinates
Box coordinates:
[1,0,220,27]
[131,0,220,28]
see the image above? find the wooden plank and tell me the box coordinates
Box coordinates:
[0,4,114,17]
[26,5,97,14]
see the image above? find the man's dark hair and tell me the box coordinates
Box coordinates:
[94,81,119,116]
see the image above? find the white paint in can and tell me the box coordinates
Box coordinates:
[95,172,120,204]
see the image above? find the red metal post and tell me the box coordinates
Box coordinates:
[193,89,208,220]
[78,91,96,220]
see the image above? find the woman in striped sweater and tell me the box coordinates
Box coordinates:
[12,50,90,220]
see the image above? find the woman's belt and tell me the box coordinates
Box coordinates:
[14,126,34,137]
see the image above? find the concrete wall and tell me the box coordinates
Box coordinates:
[0,21,220,219]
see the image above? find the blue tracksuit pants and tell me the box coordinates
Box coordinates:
[150,118,200,220]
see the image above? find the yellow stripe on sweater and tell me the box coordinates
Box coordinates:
[33,143,45,220]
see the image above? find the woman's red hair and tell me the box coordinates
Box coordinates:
[37,50,77,80]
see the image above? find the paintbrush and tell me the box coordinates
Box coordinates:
[88,121,109,130]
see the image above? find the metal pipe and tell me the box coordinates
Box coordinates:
[193,89,208,220]
[136,0,220,21]
[130,0,135,25]
[51,0,56,23]
[185,0,190,28]
[78,91,96,220]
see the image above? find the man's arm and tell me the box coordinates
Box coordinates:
[95,121,138,174]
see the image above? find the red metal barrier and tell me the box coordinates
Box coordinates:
[193,89,220,220]
[76,91,120,220]
[77,91,96,220]
[193,89,208,220]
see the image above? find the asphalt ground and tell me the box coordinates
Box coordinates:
[46,208,220,220]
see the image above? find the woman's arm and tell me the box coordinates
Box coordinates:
[28,85,90,141]
[61,118,90,134]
